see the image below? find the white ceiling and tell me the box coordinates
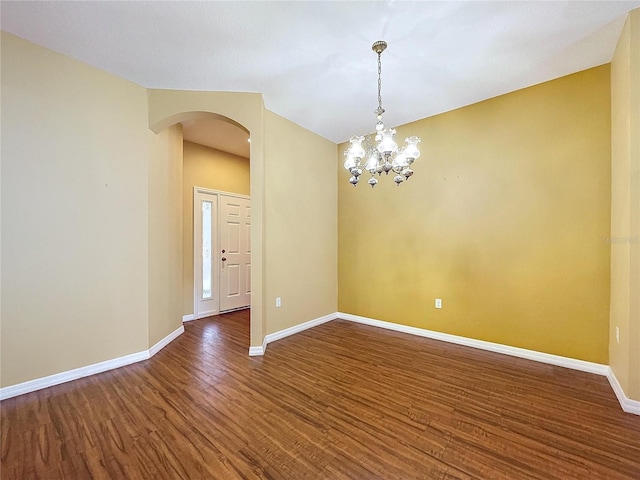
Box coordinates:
[2,1,639,144]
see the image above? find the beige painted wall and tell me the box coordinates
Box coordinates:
[149,125,184,346]
[1,23,631,402]
[610,8,640,401]
[1,33,151,386]
[182,141,250,315]
[264,111,338,334]
[339,65,611,364]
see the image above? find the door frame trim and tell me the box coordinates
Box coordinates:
[193,187,250,319]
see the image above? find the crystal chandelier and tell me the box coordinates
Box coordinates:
[344,41,421,187]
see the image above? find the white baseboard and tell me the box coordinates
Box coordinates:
[337,312,640,415]
[248,345,265,356]
[607,368,640,415]
[248,312,337,356]
[7,309,636,416]
[149,325,185,358]
[265,312,336,344]
[337,312,609,376]
[0,325,185,401]
[182,314,195,322]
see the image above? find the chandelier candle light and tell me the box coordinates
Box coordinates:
[344,40,421,187]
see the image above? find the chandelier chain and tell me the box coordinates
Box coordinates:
[377,52,383,112]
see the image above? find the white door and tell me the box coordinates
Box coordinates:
[219,195,251,311]
[194,190,219,318]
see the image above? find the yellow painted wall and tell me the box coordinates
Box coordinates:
[339,65,611,364]
[149,125,184,346]
[182,140,250,315]
[264,111,338,334]
[610,8,640,401]
[1,33,151,386]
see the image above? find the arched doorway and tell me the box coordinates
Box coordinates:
[148,92,265,353]
[182,116,250,318]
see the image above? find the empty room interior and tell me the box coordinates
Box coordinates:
[1,1,639,479]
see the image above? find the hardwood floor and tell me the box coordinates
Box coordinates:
[2,310,639,479]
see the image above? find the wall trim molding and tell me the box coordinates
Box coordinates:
[182,314,196,322]
[248,312,336,356]
[337,312,610,375]
[248,344,265,356]
[149,325,185,358]
[265,313,336,345]
[6,311,637,416]
[606,367,640,415]
[0,325,185,401]
[337,312,640,414]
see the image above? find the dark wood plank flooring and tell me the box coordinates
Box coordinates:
[2,310,639,479]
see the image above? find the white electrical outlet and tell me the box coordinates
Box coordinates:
[435,298,442,309]
[616,326,620,344]
[276,297,281,308]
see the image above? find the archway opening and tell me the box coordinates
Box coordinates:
[155,109,258,352]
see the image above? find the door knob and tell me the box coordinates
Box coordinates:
[222,249,226,253]
[222,257,227,261]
